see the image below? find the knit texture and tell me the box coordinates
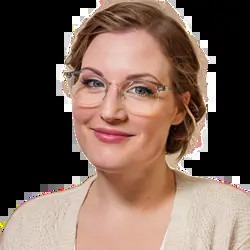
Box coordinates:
[1,169,249,250]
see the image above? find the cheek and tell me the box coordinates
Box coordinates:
[72,104,95,150]
[72,102,93,124]
[145,114,172,146]
[138,117,169,142]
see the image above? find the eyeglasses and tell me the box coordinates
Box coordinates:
[64,68,175,116]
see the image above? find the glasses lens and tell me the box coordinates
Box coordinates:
[70,73,158,115]
[123,80,158,115]
[70,73,106,106]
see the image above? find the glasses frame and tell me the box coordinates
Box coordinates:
[64,68,176,114]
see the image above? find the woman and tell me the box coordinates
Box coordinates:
[1,0,249,249]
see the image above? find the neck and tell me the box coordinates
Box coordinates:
[89,162,176,215]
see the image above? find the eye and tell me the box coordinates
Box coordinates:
[126,81,156,97]
[128,86,154,96]
[80,78,105,88]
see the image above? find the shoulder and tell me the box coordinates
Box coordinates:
[174,168,249,207]
[193,174,249,207]
[3,175,96,229]
[174,168,250,223]
[0,174,96,248]
[174,169,250,248]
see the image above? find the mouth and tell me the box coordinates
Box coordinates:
[93,130,134,143]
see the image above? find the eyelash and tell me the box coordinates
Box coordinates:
[80,78,154,96]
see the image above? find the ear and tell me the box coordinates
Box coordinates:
[172,91,191,126]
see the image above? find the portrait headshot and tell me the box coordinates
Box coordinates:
[1,0,249,249]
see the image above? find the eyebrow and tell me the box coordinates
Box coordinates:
[80,66,164,86]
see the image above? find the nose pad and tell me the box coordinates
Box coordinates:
[103,82,124,104]
[99,82,128,118]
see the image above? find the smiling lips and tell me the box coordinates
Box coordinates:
[93,127,134,136]
[93,130,134,143]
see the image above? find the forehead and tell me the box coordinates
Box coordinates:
[81,30,171,83]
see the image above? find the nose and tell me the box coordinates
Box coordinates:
[99,83,128,121]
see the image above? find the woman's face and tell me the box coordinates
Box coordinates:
[72,29,189,173]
